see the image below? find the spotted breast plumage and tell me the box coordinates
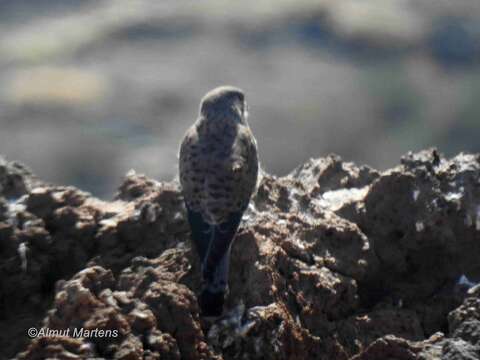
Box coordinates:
[179,86,258,317]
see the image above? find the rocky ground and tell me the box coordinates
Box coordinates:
[2,0,480,197]
[1,149,480,359]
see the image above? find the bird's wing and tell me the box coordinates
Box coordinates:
[180,126,215,267]
[179,125,203,213]
[230,126,259,213]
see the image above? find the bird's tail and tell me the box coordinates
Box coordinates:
[186,207,243,316]
[202,211,243,292]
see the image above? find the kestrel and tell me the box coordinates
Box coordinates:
[179,86,258,316]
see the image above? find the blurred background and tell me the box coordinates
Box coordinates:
[1,0,480,198]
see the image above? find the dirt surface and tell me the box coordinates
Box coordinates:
[1,149,480,359]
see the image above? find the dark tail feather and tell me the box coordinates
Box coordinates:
[202,211,243,286]
[186,207,212,263]
[198,288,225,317]
[187,208,243,317]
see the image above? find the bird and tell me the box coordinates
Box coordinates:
[179,86,258,317]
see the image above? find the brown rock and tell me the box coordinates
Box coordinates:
[2,151,480,360]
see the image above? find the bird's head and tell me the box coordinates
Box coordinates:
[199,86,248,125]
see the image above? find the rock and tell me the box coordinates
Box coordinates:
[338,307,424,356]
[2,150,480,359]
[0,157,39,199]
[449,297,480,335]
[289,154,379,194]
[350,335,423,360]
[17,336,96,360]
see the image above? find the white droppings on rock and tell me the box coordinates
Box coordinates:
[173,212,183,223]
[79,342,95,353]
[99,218,117,227]
[7,198,27,227]
[467,284,480,295]
[133,209,142,220]
[22,220,36,229]
[445,191,463,202]
[318,187,369,211]
[288,235,306,250]
[18,242,28,272]
[30,187,46,195]
[416,221,424,232]
[413,189,420,202]
[126,169,137,177]
[8,200,26,212]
